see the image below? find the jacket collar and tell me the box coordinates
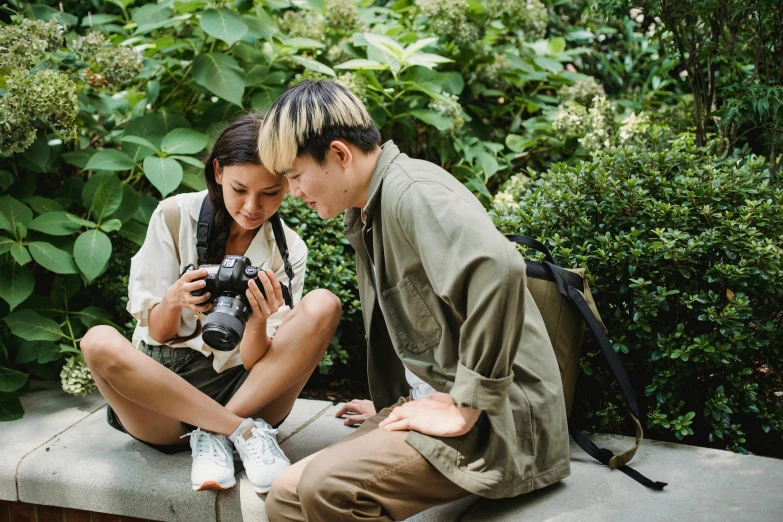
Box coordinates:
[344,140,401,230]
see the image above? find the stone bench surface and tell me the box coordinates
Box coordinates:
[2,382,781,521]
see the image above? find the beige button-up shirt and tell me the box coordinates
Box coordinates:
[127,190,307,373]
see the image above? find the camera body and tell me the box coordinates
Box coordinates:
[189,255,268,352]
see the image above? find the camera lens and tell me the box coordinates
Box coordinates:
[201,294,250,351]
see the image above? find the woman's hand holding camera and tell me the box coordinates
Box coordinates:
[245,269,285,333]
[164,268,213,313]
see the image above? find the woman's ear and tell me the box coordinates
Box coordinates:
[213,158,222,184]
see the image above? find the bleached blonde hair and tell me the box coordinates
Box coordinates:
[258,80,380,174]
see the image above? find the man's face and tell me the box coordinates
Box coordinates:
[284,152,352,220]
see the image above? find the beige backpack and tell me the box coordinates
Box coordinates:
[508,235,667,490]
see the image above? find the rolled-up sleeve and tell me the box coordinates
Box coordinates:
[395,180,527,416]
[126,206,180,327]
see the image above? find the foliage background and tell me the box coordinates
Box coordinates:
[0,0,780,457]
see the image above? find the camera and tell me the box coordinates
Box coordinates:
[188,255,290,351]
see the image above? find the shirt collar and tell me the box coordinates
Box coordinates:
[345,140,400,229]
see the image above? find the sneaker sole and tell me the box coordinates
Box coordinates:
[252,485,271,494]
[193,479,236,491]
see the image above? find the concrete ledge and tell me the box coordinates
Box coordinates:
[3,384,782,521]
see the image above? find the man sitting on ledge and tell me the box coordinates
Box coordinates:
[258,80,571,522]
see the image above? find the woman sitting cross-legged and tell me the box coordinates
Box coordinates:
[80,113,341,494]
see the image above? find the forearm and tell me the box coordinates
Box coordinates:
[239,324,272,370]
[147,296,183,344]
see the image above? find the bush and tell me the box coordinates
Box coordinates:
[492,135,783,456]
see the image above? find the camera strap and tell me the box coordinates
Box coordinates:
[196,195,295,309]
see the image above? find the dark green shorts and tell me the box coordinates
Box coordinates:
[106,341,254,454]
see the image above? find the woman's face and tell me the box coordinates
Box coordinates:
[214,161,287,231]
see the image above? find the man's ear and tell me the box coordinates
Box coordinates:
[213,158,222,184]
[330,140,353,169]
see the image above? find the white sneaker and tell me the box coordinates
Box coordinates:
[181,428,236,491]
[232,420,291,494]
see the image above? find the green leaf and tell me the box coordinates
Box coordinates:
[91,174,123,223]
[289,55,336,77]
[0,169,13,191]
[200,8,248,46]
[191,52,245,106]
[0,393,24,421]
[410,109,453,131]
[0,262,34,310]
[0,367,27,393]
[143,157,183,197]
[100,218,123,233]
[506,134,534,153]
[15,341,61,364]
[84,150,137,171]
[0,236,13,254]
[74,229,112,282]
[364,33,404,59]
[28,242,78,274]
[0,195,33,232]
[78,306,116,328]
[475,150,500,177]
[161,128,209,155]
[280,37,326,50]
[402,37,438,61]
[109,184,142,224]
[4,310,65,342]
[169,155,205,168]
[533,56,563,73]
[118,220,148,246]
[81,13,119,26]
[120,135,159,153]
[62,150,97,169]
[10,244,31,265]
[23,196,63,214]
[549,37,566,54]
[334,59,387,71]
[65,213,97,228]
[406,52,453,69]
[182,171,207,191]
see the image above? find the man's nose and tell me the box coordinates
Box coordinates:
[289,179,302,198]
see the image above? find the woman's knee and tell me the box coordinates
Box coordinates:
[80,325,130,373]
[299,289,342,332]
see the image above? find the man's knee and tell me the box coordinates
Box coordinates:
[296,455,349,517]
[266,465,304,521]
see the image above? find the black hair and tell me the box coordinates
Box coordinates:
[203,113,263,264]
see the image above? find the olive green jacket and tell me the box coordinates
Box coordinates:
[342,141,571,498]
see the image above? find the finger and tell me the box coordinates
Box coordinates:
[246,287,269,318]
[266,270,285,308]
[192,302,213,313]
[248,281,271,315]
[184,279,207,293]
[187,292,211,305]
[334,401,362,417]
[343,415,367,426]
[246,288,261,314]
[182,268,209,282]
[383,418,413,432]
[378,410,402,429]
[257,272,276,308]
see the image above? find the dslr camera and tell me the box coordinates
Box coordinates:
[188,255,291,351]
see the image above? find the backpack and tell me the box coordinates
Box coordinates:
[508,235,667,490]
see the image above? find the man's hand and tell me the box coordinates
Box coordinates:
[378,391,481,437]
[334,399,376,426]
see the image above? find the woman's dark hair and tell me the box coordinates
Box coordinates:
[203,113,264,264]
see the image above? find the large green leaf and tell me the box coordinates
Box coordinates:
[91,173,123,223]
[24,196,64,214]
[0,367,28,393]
[62,150,97,169]
[200,8,248,46]
[289,56,335,77]
[10,244,31,265]
[191,52,245,106]
[84,150,137,171]
[118,220,149,246]
[78,306,117,328]
[28,242,79,274]
[0,236,13,254]
[0,262,34,310]
[161,128,209,155]
[4,310,65,342]
[74,229,112,282]
[410,109,453,131]
[0,393,24,421]
[334,59,387,71]
[143,157,183,197]
[0,195,33,232]
[15,340,60,364]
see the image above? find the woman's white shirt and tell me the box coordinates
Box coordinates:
[127,190,307,373]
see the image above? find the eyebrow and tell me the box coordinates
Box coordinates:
[231,180,283,190]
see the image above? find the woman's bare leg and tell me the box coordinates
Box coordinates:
[81,326,245,442]
[224,289,341,425]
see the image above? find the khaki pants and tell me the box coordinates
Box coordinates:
[266,396,470,522]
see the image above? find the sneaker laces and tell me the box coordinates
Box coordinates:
[181,429,233,464]
[243,424,288,465]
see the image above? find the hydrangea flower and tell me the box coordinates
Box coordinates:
[0,19,62,69]
[416,0,481,47]
[324,0,361,35]
[485,0,548,37]
[61,354,97,397]
[280,9,325,40]
[0,68,78,155]
[559,77,606,107]
[429,92,465,131]
[474,54,511,91]
[73,32,143,87]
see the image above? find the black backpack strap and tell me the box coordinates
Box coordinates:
[196,196,215,266]
[269,212,295,309]
[506,235,667,490]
